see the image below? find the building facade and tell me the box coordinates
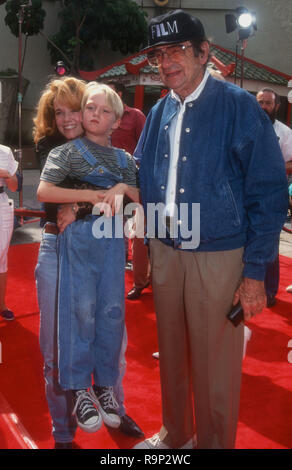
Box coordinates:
[0,0,291,146]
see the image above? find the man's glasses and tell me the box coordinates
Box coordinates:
[147,44,193,67]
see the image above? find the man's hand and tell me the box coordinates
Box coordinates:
[233,277,266,322]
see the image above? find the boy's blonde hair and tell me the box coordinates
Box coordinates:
[82,82,124,120]
[33,76,86,144]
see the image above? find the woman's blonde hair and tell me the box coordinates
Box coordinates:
[81,82,124,120]
[33,76,86,144]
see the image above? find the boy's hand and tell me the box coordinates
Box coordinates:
[88,189,107,205]
[97,183,126,217]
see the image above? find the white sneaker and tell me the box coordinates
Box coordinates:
[132,433,195,450]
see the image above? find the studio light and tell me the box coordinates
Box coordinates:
[225,7,257,40]
[237,12,253,28]
[55,61,70,76]
[225,6,257,88]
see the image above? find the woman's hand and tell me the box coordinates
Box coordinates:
[57,204,77,233]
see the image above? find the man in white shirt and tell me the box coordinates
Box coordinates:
[256,88,292,171]
[256,88,292,307]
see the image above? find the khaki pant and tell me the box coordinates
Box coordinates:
[149,239,244,449]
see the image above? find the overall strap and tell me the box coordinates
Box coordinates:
[73,138,98,167]
[115,148,128,169]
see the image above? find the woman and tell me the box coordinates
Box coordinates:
[34,77,86,449]
[34,77,142,449]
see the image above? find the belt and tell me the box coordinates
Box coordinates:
[44,223,59,235]
[0,187,4,193]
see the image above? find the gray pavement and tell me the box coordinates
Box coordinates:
[7,169,292,259]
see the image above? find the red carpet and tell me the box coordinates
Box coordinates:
[0,243,291,449]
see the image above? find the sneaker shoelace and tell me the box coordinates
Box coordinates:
[98,386,119,411]
[73,390,97,420]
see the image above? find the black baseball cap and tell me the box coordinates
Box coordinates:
[143,9,207,51]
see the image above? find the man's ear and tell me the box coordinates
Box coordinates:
[199,41,210,65]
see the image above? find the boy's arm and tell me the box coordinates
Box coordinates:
[37,181,106,205]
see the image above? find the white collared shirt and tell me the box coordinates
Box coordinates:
[273,119,292,163]
[0,144,18,201]
[165,69,210,216]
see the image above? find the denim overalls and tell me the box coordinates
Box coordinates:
[58,139,128,391]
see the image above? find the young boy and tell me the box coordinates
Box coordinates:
[37,83,139,433]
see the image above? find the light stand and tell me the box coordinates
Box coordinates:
[16,1,31,215]
[225,7,257,88]
[239,39,248,89]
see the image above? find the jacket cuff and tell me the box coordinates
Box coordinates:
[242,262,266,281]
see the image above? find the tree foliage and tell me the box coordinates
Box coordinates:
[3,0,148,74]
[48,0,148,72]
[4,0,46,37]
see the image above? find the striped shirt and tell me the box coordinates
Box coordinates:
[40,137,138,188]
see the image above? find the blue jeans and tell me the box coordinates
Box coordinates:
[35,228,127,443]
[115,327,127,416]
[35,232,77,443]
[58,216,125,390]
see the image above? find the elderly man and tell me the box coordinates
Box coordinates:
[133,10,288,449]
[256,88,292,307]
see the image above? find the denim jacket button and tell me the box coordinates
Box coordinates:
[164,125,169,131]
[182,156,187,161]
[185,128,190,133]
[161,185,165,190]
[179,188,185,193]
[164,154,168,158]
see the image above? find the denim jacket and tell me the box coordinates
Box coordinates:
[136,75,288,281]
